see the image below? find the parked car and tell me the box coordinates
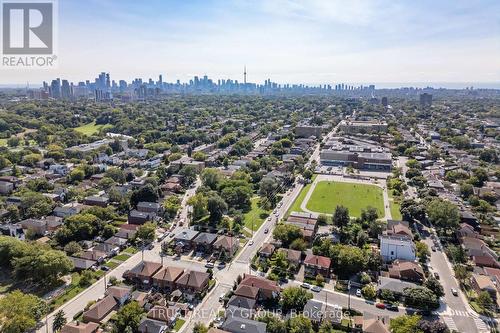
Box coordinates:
[301,283,311,289]
[434,272,440,279]
[375,303,386,309]
[219,294,225,302]
[311,286,322,292]
[100,266,109,271]
[431,246,436,252]
[386,304,398,311]
[451,288,458,296]
[248,240,254,245]
[217,262,226,269]
[205,262,215,268]
[356,289,362,297]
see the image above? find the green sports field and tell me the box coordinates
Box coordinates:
[74,121,113,136]
[305,181,384,218]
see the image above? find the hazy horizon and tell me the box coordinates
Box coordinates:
[1,0,499,85]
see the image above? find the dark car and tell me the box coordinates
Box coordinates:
[100,266,109,271]
[386,304,398,311]
[434,272,440,279]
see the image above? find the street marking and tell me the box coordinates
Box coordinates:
[473,318,489,332]
[442,316,458,332]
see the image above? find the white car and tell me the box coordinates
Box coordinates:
[356,289,362,297]
[301,283,311,289]
[248,240,254,245]
[311,286,322,292]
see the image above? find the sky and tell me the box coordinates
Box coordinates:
[1,0,500,87]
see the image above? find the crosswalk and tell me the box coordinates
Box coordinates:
[448,309,476,317]
[442,316,458,332]
[473,318,490,332]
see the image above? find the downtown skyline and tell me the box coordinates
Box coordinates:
[0,0,499,86]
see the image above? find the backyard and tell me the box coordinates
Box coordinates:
[305,181,385,218]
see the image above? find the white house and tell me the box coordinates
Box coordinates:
[379,234,416,262]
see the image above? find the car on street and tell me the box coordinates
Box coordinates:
[219,294,225,302]
[431,246,436,252]
[311,286,322,292]
[451,288,458,296]
[264,228,269,234]
[248,240,254,245]
[217,262,226,269]
[356,289,362,297]
[205,262,214,268]
[301,283,311,289]
[386,304,398,311]
[434,272,440,279]
[375,303,386,309]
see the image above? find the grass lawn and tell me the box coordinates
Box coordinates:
[173,319,186,331]
[306,181,384,218]
[286,175,317,216]
[123,246,138,254]
[49,272,97,310]
[74,121,113,136]
[103,261,120,269]
[244,197,271,232]
[113,253,131,262]
[388,191,402,220]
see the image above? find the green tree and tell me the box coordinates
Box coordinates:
[258,314,287,333]
[477,291,494,311]
[130,184,159,207]
[426,198,459,233]
[207,194,228,224]
[424,277,444,298]
[180,165,198,186]
[188,193,208,221]
[193,323,209,333]
[63,241,82,256]
[0,290,46,333]
[403,287,439,311]
[163,195,181,219]
[362,283,377,300]
[201,168,222,190]
[273,224,302,248]
[332,205,349,228]
[287,314,314,333]
[259,178,279,209]
[136,222,156,243]
[113,301,144,333]
[52,310,67,332]
[280,286,313,313]
[389,314,423,333]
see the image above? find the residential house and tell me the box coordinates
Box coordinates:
[0,181,14,195]
[388,260,424,282]
[137,201,161,214]
[123,261,163,285]
[379,235,416,262]
[60,322,99,333]
[377,276,418,296]
[128,210,156,225]
[279,248,302,267]
[363,316,390,333]
[147,305,179,327]
[303,299,342,325]
[138,318,169,333]
[227,295,257,310]
[153,266,184,290]
[213,235,239,258]
[259,243,275,259]
[221,317,267,333]
[234,284,260,300]
[82,294,119,323]
[174,228,200,252]
[470,273,499,308]
[303,254,331,278]
[19,218,47,236]
[70,257,97,270]
[104,236,128,249]
[192,232,218,252]
[386,220,413,238]
[105,285,132,305]
[116,224,138,239]
[239,274,281,300]
[175,270,210,294]
[84,196,109,207]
